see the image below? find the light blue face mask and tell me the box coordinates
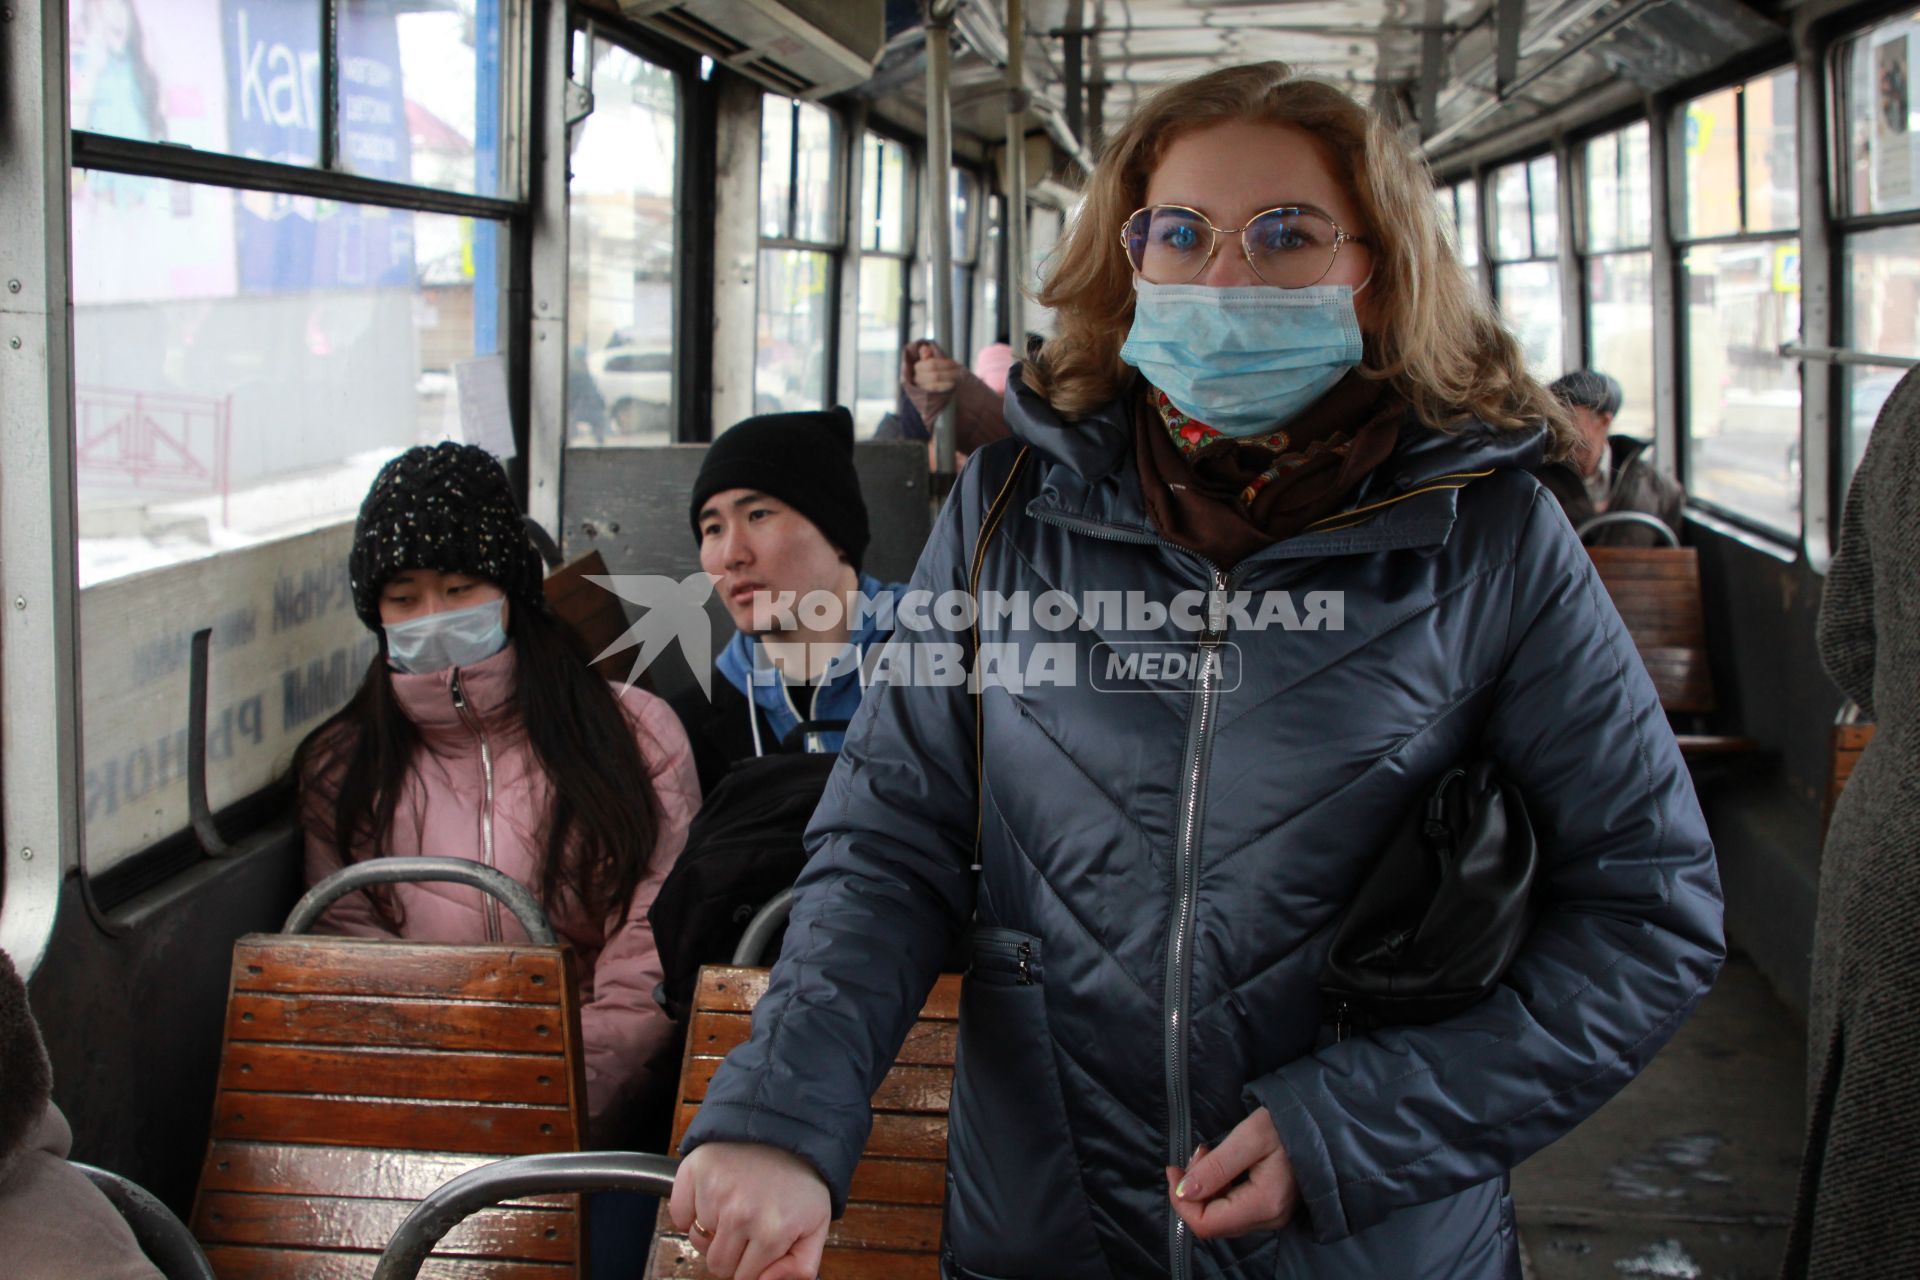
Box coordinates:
[1118,278,1366,437]
[384,598,509,675]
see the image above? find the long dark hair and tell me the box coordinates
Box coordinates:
[292,600,662,931]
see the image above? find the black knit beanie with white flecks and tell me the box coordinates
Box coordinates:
[348,443,545,630]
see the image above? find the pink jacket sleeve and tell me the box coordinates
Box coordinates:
[299,758,397,940]
[582,689,702,1136]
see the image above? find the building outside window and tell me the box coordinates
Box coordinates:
[1489,154,1564,380]
[1837,10,1920,477]
[1677,66,1802,537]
[755,96,843,415]
[1581,122,1656,440]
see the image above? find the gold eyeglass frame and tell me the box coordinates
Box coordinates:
[1118,204,1368,288]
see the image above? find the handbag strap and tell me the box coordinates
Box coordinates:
[970,447,1033,867]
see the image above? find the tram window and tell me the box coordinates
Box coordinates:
[1582,123,1656,440]
[979,195,1004,351]
[854,133,914,436]
[567,41,680,447]
[339,0,503,196]
[1026,203,1065,338]
[756,98,843,416]
[70,0,507,196]
[1678,69,1802,537]
[1838,12,1920,470]
[70,168,504,872]
[1841,13,1920,217]
[952,168,982,357]
[1490,157,1564,379]
[69,0,319,162]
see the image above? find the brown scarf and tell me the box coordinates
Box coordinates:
[1135,372,1403,568]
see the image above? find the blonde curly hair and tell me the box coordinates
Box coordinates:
[1023,62,1575,457]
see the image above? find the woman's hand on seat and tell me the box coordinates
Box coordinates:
[1164,1106,1299,1239]
[669,1141,830,1280]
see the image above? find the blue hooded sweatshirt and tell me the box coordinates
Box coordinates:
[712,573,904,755]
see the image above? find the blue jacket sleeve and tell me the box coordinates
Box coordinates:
[675,446,1010,1214]
[1244,483,1727,1242]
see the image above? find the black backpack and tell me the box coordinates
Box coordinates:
[648,725,844,1021]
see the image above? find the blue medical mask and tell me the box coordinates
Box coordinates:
[1118,278,1366,437]
[384,598,509,675]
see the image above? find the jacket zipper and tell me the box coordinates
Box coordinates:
[1030,506,1225,1280]
[449,669,501,944]
[1164,567,1228,1280]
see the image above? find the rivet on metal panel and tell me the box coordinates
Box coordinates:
[12,596,24,609]
[8,337,19,349]
[19,848,32,861]
[6,280,19,293]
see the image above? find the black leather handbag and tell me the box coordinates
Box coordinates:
[1320,760,1540,1037]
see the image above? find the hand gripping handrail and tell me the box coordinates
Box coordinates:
[74,1163,217,1280]
[730,887,798,966]
[1575,511,1680,548]
[371,1152,679,1280]
[283,857,556,943]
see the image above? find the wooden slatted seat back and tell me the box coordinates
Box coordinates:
[1827,720,1877,832]
[1586,546,1717,715]
[191,935,590,1279]
[648,966,959,1279]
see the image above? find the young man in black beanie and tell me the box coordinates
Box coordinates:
[675,406,906,791]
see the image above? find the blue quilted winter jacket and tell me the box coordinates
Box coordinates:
[681,374,1726,1279]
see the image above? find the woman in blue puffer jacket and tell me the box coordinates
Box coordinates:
[668,63,1724,1280]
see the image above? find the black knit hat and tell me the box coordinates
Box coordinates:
[688,407,869,571]
[348,442,545,630]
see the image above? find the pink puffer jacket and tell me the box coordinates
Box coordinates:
[300,643,700,1140]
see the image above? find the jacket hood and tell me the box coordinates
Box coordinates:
[0,949,51,1170]
[1004,366,1548,490]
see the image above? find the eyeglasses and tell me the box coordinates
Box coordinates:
[1119,204,1367,289]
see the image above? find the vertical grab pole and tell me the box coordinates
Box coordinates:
[1004,0,1029,351]
[925,1,959,479]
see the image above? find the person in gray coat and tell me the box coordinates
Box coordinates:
[669,64,1723,1280]
[1782,365,1920,1277]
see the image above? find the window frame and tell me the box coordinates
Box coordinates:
[564,19,697,446]
[1827,12,1920,492]
[54,0,539,902]
[1575,119,1660,441]
[851,125,919,436]
[1489,150,1569,379]
[1670,63,1807,544]
[755,94,849,413]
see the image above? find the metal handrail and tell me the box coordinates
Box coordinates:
[731,888,798,966]
[371,1152,679,1280]
[74,1163,217,1280]
[1576,511,1680,548]
[187,629,231,857]
[284,857,556,943]
[1779,343,1920,370]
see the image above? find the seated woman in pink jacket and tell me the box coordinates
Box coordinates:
[292,442,700,1145]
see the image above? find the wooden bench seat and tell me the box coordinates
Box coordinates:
[1586,546,1757,759]
[192,936,590,1279]
[648,966,959,1279]
[1827,717,1876,833]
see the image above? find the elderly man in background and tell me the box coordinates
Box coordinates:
[1539,369,1686,546]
